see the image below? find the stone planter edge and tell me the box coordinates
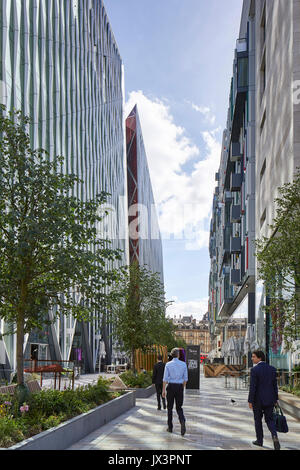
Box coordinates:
[1,390,136,451]
[278,390,300,422]
[127,384,156,399]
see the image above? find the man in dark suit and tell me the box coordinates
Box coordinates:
[152,355,166,410]
[248,350,280,450]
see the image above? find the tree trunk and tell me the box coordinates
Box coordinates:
[16,316,25,386]
[132,347,136,373]
[101,313,111,366]
[295,265,300,339]
[17,278,28,386]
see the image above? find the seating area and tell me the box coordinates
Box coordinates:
[23,360,75,390]
[222,370,250,390]
[0,380,42,395]
[106,364,128,374]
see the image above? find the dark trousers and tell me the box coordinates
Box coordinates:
[167,383,185,430]
[155,383,166,409]
[253,403,278,444]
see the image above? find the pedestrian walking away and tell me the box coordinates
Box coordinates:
[162,348,188,436]
[152,354,166,410]
[248,350,281,450]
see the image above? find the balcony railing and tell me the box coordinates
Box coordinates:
[231,142,242,162]
[231,204,241,223]
[230,268,241,285]
[230,173,242,192]
[236,38,247,54]
[231,236,241,253]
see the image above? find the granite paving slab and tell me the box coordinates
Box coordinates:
[68,369,300,451]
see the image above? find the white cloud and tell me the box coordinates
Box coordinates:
[186,100,216,125]
[125,91,221,250]
[166,296,209,321]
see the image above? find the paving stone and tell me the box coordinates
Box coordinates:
[67,369,300,451]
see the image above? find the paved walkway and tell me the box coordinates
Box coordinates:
[68,371,300,451]
[42,372,120,390]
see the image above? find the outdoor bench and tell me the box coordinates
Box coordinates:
[0,380,41,395]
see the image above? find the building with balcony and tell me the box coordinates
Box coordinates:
[254,0,300,369]
[208,0,256,361]
[0,0,129,379]
[209,0,300,370]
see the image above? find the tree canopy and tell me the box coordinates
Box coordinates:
[255,172,300,351]
[109,261,174,370]
[0,107,123,384]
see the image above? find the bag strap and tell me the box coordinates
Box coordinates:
[275,404,283,416]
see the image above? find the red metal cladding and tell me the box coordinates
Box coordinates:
[126,106,139,264]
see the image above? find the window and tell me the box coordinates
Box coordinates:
[260,110,266,134]
[260,209,266,229]
[237,57,248,89]
[261,3,266,53]
[260,53,266,101]
[260,159,266,181]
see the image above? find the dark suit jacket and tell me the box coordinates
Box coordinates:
[248,361,278,407]
[152,361,166,385]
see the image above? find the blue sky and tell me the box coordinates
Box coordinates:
[105,0,243,320]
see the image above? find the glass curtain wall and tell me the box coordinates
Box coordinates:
[0,0,128,375]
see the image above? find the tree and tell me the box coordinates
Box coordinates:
[0,107,123,386]
[255,172,300,352]
[110,261,171,371]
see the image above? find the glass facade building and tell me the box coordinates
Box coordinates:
[126,105,164,283]
[0,0,129,377]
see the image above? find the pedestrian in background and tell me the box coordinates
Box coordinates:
[152,354,166,410]
[248,350,281,450]
[162,348,188,436]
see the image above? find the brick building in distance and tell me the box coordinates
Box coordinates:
[171,314,212,354]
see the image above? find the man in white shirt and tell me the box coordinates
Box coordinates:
[162,348,188,436]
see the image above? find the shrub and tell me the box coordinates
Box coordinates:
[0,376,120,448]
[0,417,25,448]
[281,384,300,397]
[120,371,152,389]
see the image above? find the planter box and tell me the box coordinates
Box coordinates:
[127,384,156,399]
[279,391,300,422]
[3,391,136,451]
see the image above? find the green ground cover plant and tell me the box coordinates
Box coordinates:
[280,384,300,398]
[0,377,121,448]
[120,371,153,389]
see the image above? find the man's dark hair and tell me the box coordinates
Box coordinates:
[252,350,266,362]
[170,348,180,358]
[157,354,163,361]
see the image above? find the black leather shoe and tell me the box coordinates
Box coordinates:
[181,422,186,436]
[166,428,173,433]
[252,440,263,447]
[157,406,161,410]
[272,436,281,451]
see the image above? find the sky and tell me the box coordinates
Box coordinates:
[104,0,243,321]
